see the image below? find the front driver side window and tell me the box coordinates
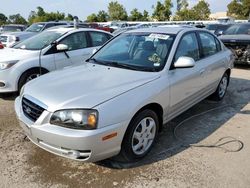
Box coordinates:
[59,32,87,51]
[174,33,200,62]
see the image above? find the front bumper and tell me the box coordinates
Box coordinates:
[15,96,128,162]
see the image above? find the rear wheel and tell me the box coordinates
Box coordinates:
[18,69,48,92]
[210,72,229,101]
[116,109,159,163]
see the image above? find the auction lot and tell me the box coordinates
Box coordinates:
[0,67,250,188]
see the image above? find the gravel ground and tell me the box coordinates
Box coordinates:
[0,67,250,188]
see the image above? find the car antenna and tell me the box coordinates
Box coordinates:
[73,16,79,29]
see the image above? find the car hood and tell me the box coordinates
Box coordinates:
[24,63,160,112]
[0,48,39,62]
[219,34,250,42]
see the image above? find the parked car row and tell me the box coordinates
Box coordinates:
[11,26,234,163]
[0,27,113,93]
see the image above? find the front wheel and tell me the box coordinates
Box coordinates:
[18,69,47,92]
[116,109,159,163]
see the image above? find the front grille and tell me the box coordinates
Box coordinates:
[22,97,45,122]
[0,36,7,42]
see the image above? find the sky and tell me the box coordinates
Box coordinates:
[0,0,232,20]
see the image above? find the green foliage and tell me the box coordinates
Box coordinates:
[177,0,188,11]
[97,10,109,22]
[8,14,27,24]
[0,13,7,25]
[28,6,72,24]
[87,13,98,22]
[152,0,172,21]
[227,0,250,19]
[192,0,211,20]
[129,8,143,21]
[174,0,210,21]
[87,10,109,22]
[142,10,149,21]
[108,1,128,21]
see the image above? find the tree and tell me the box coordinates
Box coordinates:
[142,10,149,21]
[192,0,211,20]
[8,14,27,24]
[0,13,7,25]
[177,0,188,11]
[97,10,109,22]
[227,0,249,19]
[129,8,143,21]
[28,7,67,23]
[152,0,172,21]
[87,13,98,22]
[65,14,74,21]
[174,0,210,21]
[108,1,128,21]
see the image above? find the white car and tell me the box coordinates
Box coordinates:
[15,27,234,163]
[0,27,112,93]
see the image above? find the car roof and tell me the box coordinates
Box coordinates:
[46,27,113,35]
[125,27,194,35]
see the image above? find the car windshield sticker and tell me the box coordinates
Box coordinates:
[149,33,170,40]
[148,53,161,66]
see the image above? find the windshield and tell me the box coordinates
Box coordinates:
[25,23,45,32]
[224,24,250,35]
[2,26,23,32]
[14,30,65,50]
[91,32,175,72]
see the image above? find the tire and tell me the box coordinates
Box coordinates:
[210,72,229,101]
[18,69,47,92]
[116,109,159,163]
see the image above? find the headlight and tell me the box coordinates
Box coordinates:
[50,109,98,130]
[0,60,19,70]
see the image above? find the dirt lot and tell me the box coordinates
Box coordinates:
[0,67,250,188]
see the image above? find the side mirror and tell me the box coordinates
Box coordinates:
[56,44,69,51]
[174,56,195,68]
[216,30,223,36]
[92,48,98,54]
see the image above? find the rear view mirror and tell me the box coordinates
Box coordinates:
[174,56,195,68]
[56,44,69,51]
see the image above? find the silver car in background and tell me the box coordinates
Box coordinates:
[15,27,234,163]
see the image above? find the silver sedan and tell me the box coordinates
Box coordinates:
[15,27,234,163]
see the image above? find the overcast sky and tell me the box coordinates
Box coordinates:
[0,0,232,20]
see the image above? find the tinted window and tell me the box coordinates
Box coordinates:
[224,24,250,35]
[25,23,45,32]
[59,32,87,51]
[175,33,199,61]
[215,38,221,52]
[44,23,55,30]
[199,32,217,57]
[89,32,110,47]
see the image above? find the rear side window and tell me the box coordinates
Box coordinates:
[199,32,218,57]
[215,38,222,52]
[89,32,110,47]
[175,32,200,61]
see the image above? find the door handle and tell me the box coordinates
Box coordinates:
[199,69,206,75]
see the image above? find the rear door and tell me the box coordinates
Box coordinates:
[197,31,226,92]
